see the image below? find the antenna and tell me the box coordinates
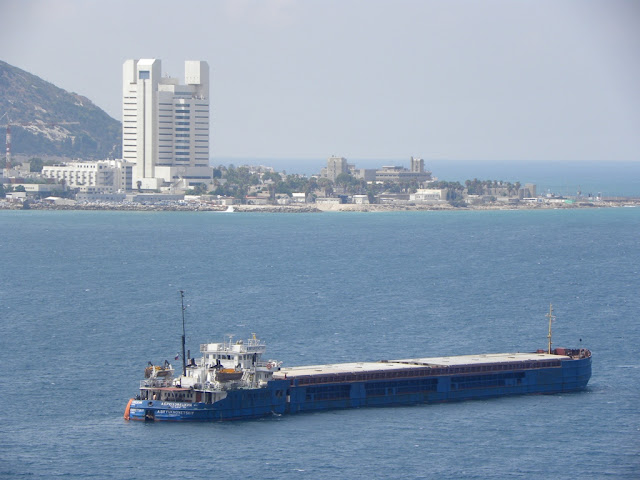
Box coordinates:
[180,290,187,376]
[546,304,555,354]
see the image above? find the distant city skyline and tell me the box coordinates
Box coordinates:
[1,0,639,162]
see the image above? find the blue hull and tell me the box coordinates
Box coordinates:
[127,355,591,421]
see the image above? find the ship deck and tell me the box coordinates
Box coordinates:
[274,352,570,379]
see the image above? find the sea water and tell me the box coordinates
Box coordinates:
[0,208,638,479]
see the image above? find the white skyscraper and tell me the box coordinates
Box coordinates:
[122,59,213,191]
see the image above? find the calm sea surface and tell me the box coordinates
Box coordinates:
[1,208,639,479]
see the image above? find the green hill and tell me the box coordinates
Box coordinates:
[0,60,121,160]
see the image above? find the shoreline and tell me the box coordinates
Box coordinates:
[1,199,639,213]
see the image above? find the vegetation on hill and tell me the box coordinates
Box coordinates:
[0,60,121,160]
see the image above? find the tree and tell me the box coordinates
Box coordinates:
[466,178,483,195]
[335,173,353,188]
[191,183,207,195]
[235,184,249,202]
[305,177,319,195]
[262,171,282,183]
[29,157,44,173]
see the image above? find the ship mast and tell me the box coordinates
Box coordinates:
[180,290,187,376]
[546,303,555,354]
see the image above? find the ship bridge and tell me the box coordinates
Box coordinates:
[199,335,267,370]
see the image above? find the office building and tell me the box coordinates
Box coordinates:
[122,59,213,191]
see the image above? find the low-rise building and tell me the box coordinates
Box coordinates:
[352,169,377,182]
[291,192,307,203]
[351,194,370,204]
[276,195,291,205]
[202,195,237,206]
[410,188,447,202]
[5,191,27,202]
[10,183,64,196]
[125,193,184,203]
[376,193,411,204]
[375,165,431,184]
[41,160,133,193]
[315,197,344,205]
[76,193,127,203]
[245,193,271,205]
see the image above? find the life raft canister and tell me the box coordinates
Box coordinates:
[123,398,133,420]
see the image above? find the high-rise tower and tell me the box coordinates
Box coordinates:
[410,156,424,173]
[122,59,212,191]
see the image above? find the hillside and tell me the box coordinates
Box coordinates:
[0,60,121,160]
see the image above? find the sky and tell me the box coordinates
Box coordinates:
[1,0,639,163]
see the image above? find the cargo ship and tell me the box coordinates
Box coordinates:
[124,301,591,422]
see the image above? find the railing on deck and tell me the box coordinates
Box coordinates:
[200,336,267,353]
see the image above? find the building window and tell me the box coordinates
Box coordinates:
[139,71,150,80]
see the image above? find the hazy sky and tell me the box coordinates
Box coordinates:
[1,0,638,162]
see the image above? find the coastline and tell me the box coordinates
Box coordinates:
[1,198,638,213]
